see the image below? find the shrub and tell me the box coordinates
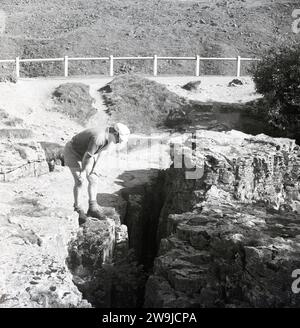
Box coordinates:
[251,44,300,138]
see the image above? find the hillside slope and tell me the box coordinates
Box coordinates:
[0,0,299,76]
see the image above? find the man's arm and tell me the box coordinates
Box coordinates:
[80,136,103,176]
[88,142,115,176]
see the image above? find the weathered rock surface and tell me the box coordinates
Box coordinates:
[0,171,90,308]
[228,79,243,87]
[182,81,201,91]
[0,140,49,182]
[67,192,152,307]
[2,128,299,308]
[67,211,147,308]
[145,130,300,308]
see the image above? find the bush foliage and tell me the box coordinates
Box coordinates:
[251,44,300,135]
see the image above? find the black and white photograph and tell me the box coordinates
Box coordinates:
[0,0,300,317]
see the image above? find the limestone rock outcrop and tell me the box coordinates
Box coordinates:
[3,127,299,308]
[0,140,49,182]
[145,130,300,307]
[0,170,91,308]
[67,200,146,308]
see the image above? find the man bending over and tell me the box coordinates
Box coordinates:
[64,122,131,225]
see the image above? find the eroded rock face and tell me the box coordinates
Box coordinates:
[0,215,89,308]
[0,141,49,182]
[145,130,300,308]
[0,170,91,308]
[67,204,146,308]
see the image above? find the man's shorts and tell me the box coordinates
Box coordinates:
[63,141,82,170]
[63,141,102,176]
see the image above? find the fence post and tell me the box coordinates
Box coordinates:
[236,55,241,77]
[15,56,20,79]
[195,55,200,77]
[153,55,157,76]
[109,55,114,77]
[64,55,68,77]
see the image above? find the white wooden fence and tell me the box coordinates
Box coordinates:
[0,55,260,78]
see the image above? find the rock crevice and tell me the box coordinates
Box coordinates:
[145,131,300,308]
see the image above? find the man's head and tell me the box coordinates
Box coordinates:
[110,123,131,144]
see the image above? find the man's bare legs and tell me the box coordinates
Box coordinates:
[87,172,98,203]
[85,162,105,219]
[69,162,104,220]
[86,173,104,219]
[69,168,83,208]
[69,167,87,224]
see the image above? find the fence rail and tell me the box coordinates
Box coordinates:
[0,55,260,79]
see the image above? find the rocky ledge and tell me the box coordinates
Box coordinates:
[145,130,300,307]
[0,140,49,182]
[0,170,90,308]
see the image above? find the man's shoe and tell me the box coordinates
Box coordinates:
[78,211,88,225]
[74,206,88,226]
[87,206,106,220]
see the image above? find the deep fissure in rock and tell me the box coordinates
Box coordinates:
[66,169,168,308]
[122,170,167,271]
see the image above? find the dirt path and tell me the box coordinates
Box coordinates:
[85,80,110,130]
[0,75,260,142]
